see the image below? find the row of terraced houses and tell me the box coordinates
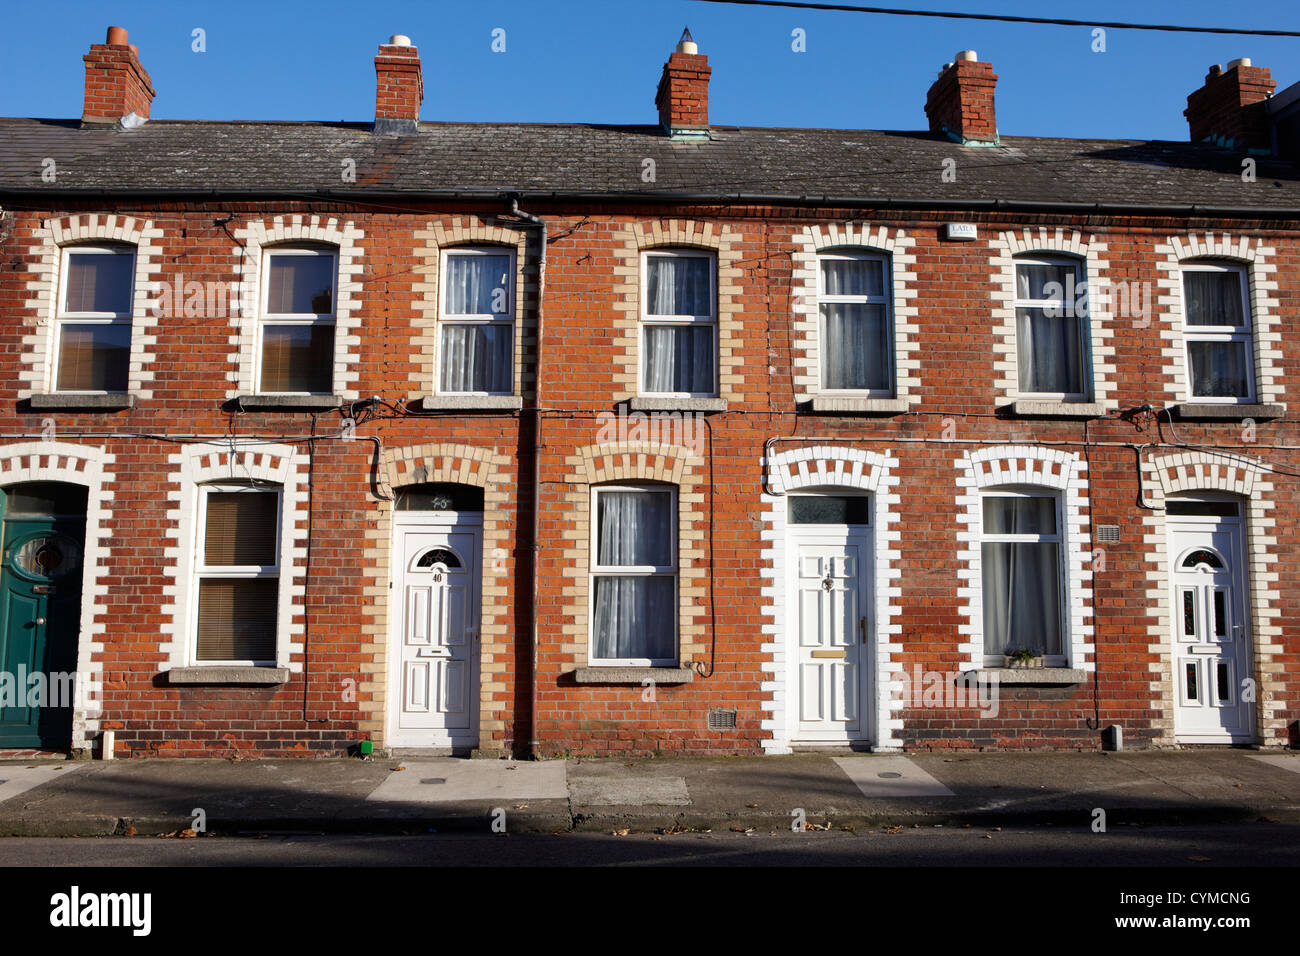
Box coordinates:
[0,25,1297,758]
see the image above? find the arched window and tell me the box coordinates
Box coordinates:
[980,488,1065,661]
[259,244,338,394]
[438,246,515,395]
[1179,260,1254,401]
[817,248,893,395]
[1014,254,1089,399]
[641,248,717,397]
[56,243,135,393]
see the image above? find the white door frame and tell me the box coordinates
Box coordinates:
[783,494,874,747]
[386,510,483,749]
[1166,502,1255,744]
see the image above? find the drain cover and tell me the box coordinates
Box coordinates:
[877,772,903,779]
[420,778,446,785]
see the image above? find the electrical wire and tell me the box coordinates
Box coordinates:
[688,0,1300,37]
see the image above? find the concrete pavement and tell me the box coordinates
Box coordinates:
[0,749,1296,837]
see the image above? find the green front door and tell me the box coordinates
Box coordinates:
[0,483,87,749]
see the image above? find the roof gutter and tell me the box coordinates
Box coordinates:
[5,188,1300,219]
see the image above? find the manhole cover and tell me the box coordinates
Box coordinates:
[420,778,446,785]
[877,772,903,779]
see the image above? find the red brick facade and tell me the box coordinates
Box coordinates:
[1,32,1296,758]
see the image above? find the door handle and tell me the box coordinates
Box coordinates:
[858,616,866,644]
[35,617,46,626]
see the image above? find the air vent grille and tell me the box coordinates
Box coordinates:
[1096,525,1121,543]
[707,708,737,730]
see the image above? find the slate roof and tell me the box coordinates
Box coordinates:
[2,117,1300,212]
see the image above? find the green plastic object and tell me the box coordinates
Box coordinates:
[359,740,373,756]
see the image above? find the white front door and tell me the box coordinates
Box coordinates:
[1168,516,1254,743]
[790,530,871,742]
[389,519,481,748]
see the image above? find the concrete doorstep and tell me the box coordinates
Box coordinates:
[0,750,1295,837]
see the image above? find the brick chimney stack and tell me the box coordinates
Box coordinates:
[82,26,155,128]
[656,28,711,137]
[375,35,423,133]
[924,50,998,146]
[1185,58,1276,152]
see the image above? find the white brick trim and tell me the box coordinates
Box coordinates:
[21,215,165,399]
[161,443,309,672]
[1153,233,1283,405]
[1141,450,1284,745]
[989,228,1116,408]
[791,224,920,404]
[228,215,365,399]
[410,220,536,399]
[610,220,745,402]
[760,445,903,752]
[954,445,1093,670]
[0,441,114,750]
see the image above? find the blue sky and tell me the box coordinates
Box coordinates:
[3,0,1299,140]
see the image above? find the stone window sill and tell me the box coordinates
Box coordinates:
[627,397,728,413]
[808,396,909,415]
[410,394,524,411]
[965,667,1088,686]
[571,666,695,684]
[234,394,343,412]
[27,393,137,411]
[1171,402,1285,422]
[1004,401,1107,419]
[168,666,291,685]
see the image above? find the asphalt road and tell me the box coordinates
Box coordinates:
[0,824,1295,866]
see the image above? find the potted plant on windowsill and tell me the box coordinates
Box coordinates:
[1003,647,1044,669]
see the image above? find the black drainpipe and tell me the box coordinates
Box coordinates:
[507,196,545,759]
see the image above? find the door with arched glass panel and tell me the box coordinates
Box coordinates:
[0,482,87,749]
[388,484,482,749]
[1167,499,1254,742]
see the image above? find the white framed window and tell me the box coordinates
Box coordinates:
[980,489,1066,666]
[54,244,135,392]
[1014,255,1090,400]
[589,485,677,665]
[438,246,515,394]
[817,250,893,394]
[641,249,716,396]
[1180,261,1255,402]
[192,482,282,664]
[257,246,338,394]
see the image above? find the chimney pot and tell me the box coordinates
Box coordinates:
[925,51,998,145]
[82,25,155,127]
[374,36,423,132]
[1185,57,1275,150]
[656,30,710,136]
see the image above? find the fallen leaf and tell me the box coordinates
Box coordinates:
[392,765,406,772]
[746,803,759,808]
[178,829,197,839]
[514,804,530,810]
[612,828,630,836]
[123,825,137,837]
